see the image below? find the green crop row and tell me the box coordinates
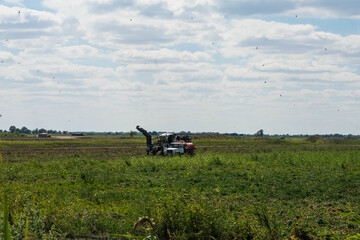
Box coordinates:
[1,140,360,239]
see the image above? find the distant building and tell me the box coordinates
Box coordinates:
[38,133,51,138]
[71,133,84,136]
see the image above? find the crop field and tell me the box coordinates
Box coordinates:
[1,135,360,239]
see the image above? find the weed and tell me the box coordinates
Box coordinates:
[332,205,360,239]
[209,155,223,166]
[2,190,11,240]
[253,203,280,240]
[155,195,223,239]
[133,217,157,239]
[12,205,46,239]
[125,159,132,167]
[292,226,313,240]
[80,172,95,184]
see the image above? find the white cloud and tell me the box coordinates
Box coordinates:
[216,0,360,18]
[219,19,343,57]
[57,45,101,58]
[0,0,360,133]
[113,48,213,63]
[3,0,24,6]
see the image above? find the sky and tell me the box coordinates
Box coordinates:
[0,0,360,134]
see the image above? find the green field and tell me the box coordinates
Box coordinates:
[1,135,360,239]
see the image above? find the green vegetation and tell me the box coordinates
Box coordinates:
[2,190,10,240]
[1,136,360,239]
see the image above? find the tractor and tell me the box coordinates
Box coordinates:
[136,126,195,156]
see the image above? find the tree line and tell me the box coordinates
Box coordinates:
[1,126,67,135]
[1,126,358,138]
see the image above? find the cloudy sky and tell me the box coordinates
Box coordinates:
[0,0,360,134]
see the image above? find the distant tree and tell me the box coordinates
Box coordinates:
[9,125,16,133]
[179,131,191,135]
[32,128,39,134]
[255,129,264,137]
[38,128,47,133]
[20,126,31,134]
[129,130,135,138]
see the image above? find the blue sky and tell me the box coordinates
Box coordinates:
[0,0,360,134]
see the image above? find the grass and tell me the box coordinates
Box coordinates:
[0,138,144,149]
[2,190,10,240]
[1,136,360,239]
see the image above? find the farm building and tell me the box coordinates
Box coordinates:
[38,133,51,138]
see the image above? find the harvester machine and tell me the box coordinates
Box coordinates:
[136,126,195,156]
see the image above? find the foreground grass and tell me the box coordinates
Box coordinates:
[1,138,360,239]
